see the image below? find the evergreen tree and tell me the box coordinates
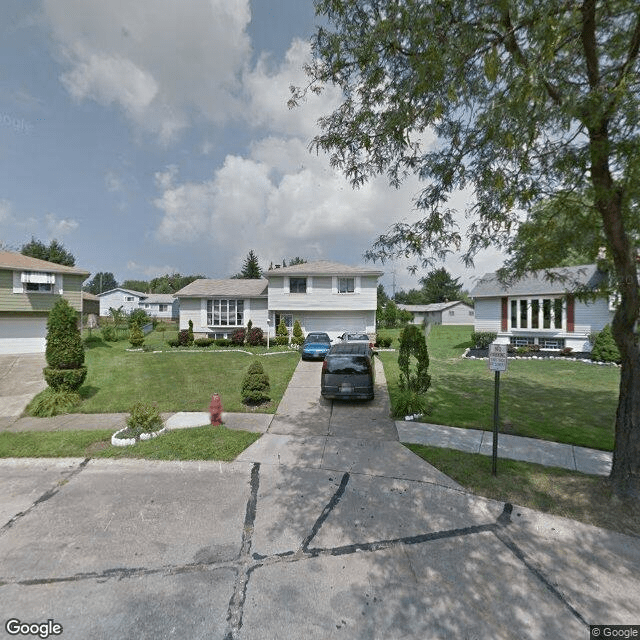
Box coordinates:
[238,250,262,279]
[21,237,76,266]
[84,272,118,294]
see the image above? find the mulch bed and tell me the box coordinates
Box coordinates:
[466,348,593,360]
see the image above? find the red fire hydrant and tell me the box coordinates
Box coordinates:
[209,393,223,426]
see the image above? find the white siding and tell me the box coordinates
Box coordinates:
[178,298,202,331]
[99,290,143,316]
[179,297,269,334]
[574,298,612,335]
[473,299,502,332]
[442,303,475,325]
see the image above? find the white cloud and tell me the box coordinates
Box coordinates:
[44,0,252,141]
[45,213,79,237]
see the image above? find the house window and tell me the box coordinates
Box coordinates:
[448,310,455,316]
[25,282,53,293]
[275,313,293,332]
[207,299,244,326]
[125,296,135,302]
[158,304,168,312]
[338,277,355,293]
[510,298,564,330]
[21,271,55,293]
[289,277,307,293]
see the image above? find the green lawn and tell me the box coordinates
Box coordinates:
[379,324,619,451]
[28,330,300,415]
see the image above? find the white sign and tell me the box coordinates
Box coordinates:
[488,343,508,372]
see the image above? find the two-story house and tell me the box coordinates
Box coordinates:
[98,288,147,317]
[0,250,90,354]
[173,260,383,340]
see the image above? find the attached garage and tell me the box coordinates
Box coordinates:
[301,312,371,340]
[0,315,48,354]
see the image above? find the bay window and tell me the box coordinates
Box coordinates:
[510,297,564,330]
[207,299,244,326]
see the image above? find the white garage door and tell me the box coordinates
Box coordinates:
[0,317,48,354]
[303,314,366,339]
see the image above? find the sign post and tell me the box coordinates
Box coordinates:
[488,343,508,476]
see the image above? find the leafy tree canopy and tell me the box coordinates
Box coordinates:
[83,272,118,295]
[394,268,463,304]
[294,0,640,497]
[21,237,75,266]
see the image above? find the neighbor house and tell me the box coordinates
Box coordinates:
[470,264,613,352]
[398,301,475,326]
[140,293,179,321]
[173,260,384,340]
[98,288,147,317]
[0,250,90,354]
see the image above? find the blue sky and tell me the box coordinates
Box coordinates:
[0,0,504,294]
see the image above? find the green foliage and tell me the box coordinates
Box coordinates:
[419,268,463,304]
[246,327,265,346]
[376,335,393,348]
[128,308,151,328]
[194,338,215,347]
[275,319,289,345]
[177,329,193,346]
[235,250,262,279]
[471,332,498,349]
[231,328,246,345]
[43,366,87,391]
[125,402,164,438]
[215,338,233,347]
[291,319,304,346]
[167,338,180,347]
[101,325,117,342]
[382,301,398,328]
[241,360,271,405]
[187,319,194,345]
[27,388,81,417]
[391,388,428,419]
[591,325,621,364]
[83,272,118,295]
[129,323,145,348]
[21,236,76,266]
[397,324,431,394]
[46,299,85,369]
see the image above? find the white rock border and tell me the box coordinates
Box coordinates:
[111,425,168,447]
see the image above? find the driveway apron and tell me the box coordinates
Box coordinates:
[0,354,47,423]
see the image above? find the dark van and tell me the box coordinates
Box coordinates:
[320,342,375,401]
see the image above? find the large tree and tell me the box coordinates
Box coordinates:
[235,250,263,279]
[21,237,76,266]
[83,272,118,295]
[293,0,640,498]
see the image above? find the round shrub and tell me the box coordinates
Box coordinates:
[129,323,145,348]
[291,319,304,346]
[241,360,271,405]
[177,329,192,346]
[194,338,214,347]
[167,338,180,347]
[246,327,265,346]
[275,319,289,346]
[101,325,117,342]
[591,324,621,363]
[231,328,247,345]
[392,388,428,418]
[43,366,87,392]
[125,402,164,439]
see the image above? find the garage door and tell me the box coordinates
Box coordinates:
[0,316,48,354]
[303,314,366,338]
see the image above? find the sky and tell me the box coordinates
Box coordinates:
[0,0,506,295]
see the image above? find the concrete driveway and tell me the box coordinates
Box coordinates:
[0,354,46,424]
[1,359,639,639]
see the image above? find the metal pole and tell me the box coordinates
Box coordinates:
[492,370,500,476]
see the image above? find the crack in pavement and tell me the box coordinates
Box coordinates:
[0,461,589,635]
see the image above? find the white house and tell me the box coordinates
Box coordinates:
[98,288,147,317]
[173,260,384,340]
[398,301,475,326]
[140,294,179,320]
[470,264,613,351]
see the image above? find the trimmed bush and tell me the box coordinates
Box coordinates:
[215,338,233,347]
[231,328,246,345]
[43,366,87,391]
[376,335,393,348]
[124,402,164,439]
[241,360,271,405]
[177,329,191,346]
[246,327,265,346]
[187,319,194,345]
[291,319,304,346]
[392,388,428,418]
[194,338,215,347]
[129,323,145,348]
[398,325,431,394]
[591,324,621,363]
[471,331,498,349]
[167,338,180,347]
[275,319,289,346]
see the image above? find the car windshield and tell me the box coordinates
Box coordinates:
[306,334,330,343]
[324,355,370,374]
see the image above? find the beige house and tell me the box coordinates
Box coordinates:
[0,251,90,354]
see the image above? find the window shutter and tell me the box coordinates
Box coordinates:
[501,297,508,331]
[566,296,575,332]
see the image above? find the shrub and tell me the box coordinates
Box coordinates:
[28,388,81,417]
[291,319,304,346]
[246,327,265,346]
[215,338,232,347]
[591,324,621,363]
[241,360,271,405]
[194,338,214,347]
[125,402,164,439]
[128,308,150,328]
[43,366,87,391]
[187,319,194,345]
[471,331,498,349]
[129,323,145,348]
[560,346,574,356]
[376,335,392,348]
[247,319,253,334]
[398,325,431,394]
[178,329,192,346]
[231,328,246,345]
[392,388,428,418]
[275,319,289,346]
[167,338,180,347]
[101,325,117,342]
[516,346,530,355]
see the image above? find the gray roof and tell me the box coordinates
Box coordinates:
[98,287,147,298]
[398,301,470,313]
[143,294,176,304]
[267,260,383,277]
[174,278,268,298]
[470,264,606,298]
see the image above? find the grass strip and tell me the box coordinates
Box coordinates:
[0,427,260,462]
[405,443,639,538]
